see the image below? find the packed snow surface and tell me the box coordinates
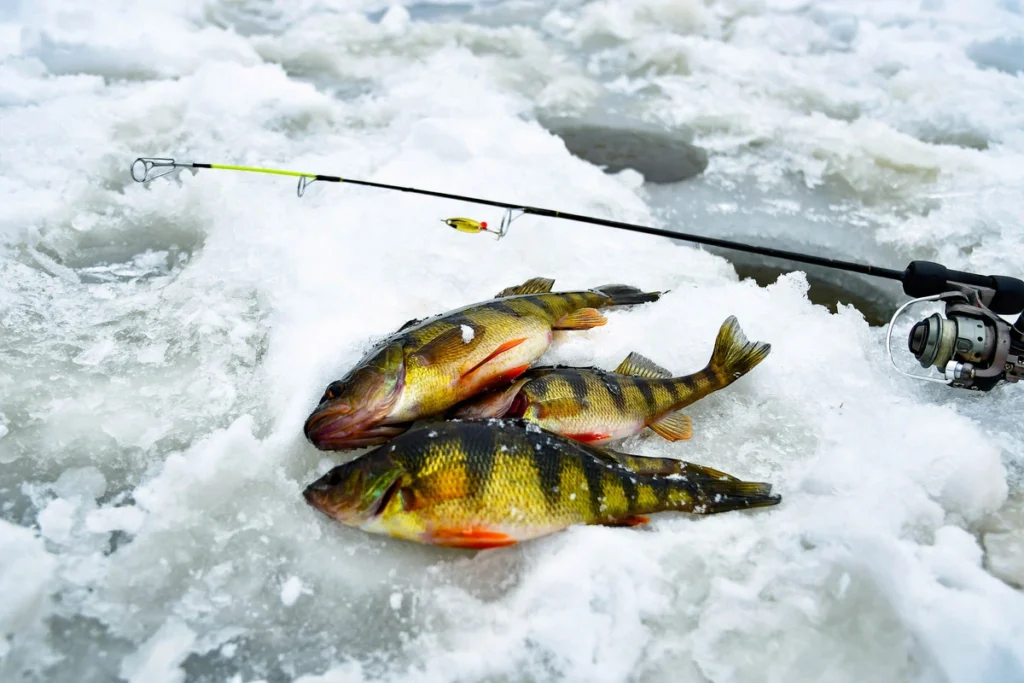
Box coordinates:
[2,1,1024,681]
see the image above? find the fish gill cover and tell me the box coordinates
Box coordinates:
[1,0,1024,682]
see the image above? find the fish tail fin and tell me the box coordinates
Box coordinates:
[705,316,770,387]
[685,478,781,515]
[592,284,662,307]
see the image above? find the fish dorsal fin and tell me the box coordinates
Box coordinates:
[398,317,424,332]
[585,446,631,470]
[494,277,555,298]
[614,352,673,379]
[597,448,682,476]
[410,325,482,365]
[674,461,740,482]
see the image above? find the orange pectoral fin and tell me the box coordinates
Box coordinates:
[648,411,692,441]
[553,308,607,330]
[565,432,612,444]
[489,364,532,387]
[462,337,528,378]
[429,527,517,550]
[602,515,650,528]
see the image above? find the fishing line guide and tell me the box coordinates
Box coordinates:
[130,156,1024,391]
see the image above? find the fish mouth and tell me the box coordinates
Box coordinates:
[506,393,528,418]
[304,408,412,450]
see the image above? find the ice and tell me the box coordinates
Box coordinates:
[460,324,474,343]
[119,619,196,683]
[0,521,56,659]
[2,0,1024,681]
[85,506,146,535]
[37,499,77,543]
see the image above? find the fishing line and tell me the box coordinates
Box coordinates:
[130,157,1024,316]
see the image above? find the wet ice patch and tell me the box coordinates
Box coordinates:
[968,36,1024,75]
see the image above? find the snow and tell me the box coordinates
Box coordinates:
[0,521,56,660]
[460,324,474,343]
[1,0,1024,681]
[280,576,305,607]
[85,506,146,535]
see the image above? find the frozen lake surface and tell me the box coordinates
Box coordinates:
[2,1,1024,681]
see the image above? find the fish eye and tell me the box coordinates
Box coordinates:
[323,381,345,401]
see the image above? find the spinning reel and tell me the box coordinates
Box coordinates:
[887,261,1024,391]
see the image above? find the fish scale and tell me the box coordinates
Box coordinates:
[303,419,782,549]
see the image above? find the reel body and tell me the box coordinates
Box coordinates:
[887,287,1024,391]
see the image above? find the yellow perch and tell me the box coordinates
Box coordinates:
[450,316,770,445]
[303,277,660,450]
[303,419,781,549]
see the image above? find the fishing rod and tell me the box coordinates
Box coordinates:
[131,156,1024,392]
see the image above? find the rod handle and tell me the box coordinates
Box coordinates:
[902,261,1024,315]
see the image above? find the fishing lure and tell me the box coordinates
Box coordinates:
[441,217,511,239]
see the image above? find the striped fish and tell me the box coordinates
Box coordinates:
[302,419,780,549]
[303,277,660,450]
[450,316,770,445]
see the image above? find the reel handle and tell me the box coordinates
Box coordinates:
[902,261,1024,315]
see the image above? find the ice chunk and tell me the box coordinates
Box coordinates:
[86,506,146,535]
[119,619,196,683]
[0,521,56,655]
[38,498,76,543]
[137,342,169,365]
[54,466,107,501]
[379,5,411,35]
[985,531,1024,587]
